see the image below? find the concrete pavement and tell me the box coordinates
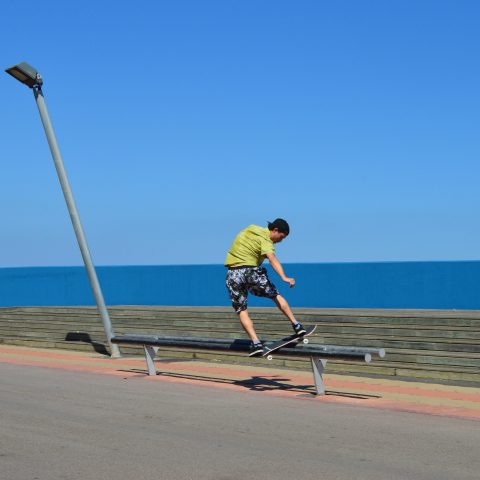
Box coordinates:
[1,346,479,480]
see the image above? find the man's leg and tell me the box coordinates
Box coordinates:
[273,294,297,325]
[238,309,260,343]
[248,268,304,333]
[273,294,306,334]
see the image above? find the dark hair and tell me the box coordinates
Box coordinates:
[267,218,290,235]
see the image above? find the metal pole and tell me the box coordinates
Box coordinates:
[33,86,121,358]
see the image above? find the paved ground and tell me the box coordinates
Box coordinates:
[0,345,479,479]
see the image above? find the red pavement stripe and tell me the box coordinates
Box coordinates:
[0,357,143,378]
[1,347,479,421]
[1,355,480,421]
[1,345,479,403]
[326,378,480,402]
[0,346,146,366]
[0,346,300,381]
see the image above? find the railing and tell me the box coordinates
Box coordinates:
[111,334,386,395]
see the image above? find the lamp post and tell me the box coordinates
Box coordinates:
[5,62,121,358]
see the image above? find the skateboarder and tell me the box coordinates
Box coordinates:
[225,218,306,356]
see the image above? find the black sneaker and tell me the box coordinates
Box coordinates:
[248,342,265,357]
[293,322,307,336]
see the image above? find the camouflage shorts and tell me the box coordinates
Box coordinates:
[225,266,279,313]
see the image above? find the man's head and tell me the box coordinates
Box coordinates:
[268,218,290,243]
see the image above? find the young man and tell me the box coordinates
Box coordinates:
[225,218,306,356]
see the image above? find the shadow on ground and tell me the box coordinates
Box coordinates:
[118,367,379,399]
[65,332,109,356]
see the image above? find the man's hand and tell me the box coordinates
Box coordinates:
[283,277,295,288]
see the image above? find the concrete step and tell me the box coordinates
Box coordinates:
[1,306,479,384]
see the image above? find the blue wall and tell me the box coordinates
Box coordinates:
[0,261,479,310]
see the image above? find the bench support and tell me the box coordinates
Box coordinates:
[144,346,159,376]
[311,357,328,395]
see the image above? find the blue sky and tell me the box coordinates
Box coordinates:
[2,0,479,267]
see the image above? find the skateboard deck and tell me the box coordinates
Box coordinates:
[262,325,317,360]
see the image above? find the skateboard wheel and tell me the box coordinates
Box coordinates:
[267,355,273,361]
[302,338,309,344]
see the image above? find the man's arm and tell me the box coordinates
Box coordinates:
[266,253,295,288]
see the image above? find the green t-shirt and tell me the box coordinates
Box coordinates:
[225,225,275,267]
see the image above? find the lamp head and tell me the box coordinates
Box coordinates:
[5,62,43,88]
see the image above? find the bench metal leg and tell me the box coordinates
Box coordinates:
[144,346,159,376]
[310,357,328,395]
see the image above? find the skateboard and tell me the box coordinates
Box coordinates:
[262,324,317,360]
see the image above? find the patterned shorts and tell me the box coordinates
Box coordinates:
[225,266,279,313]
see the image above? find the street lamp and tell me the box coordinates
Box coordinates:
[5,61,120,358]
[5,62,43,88]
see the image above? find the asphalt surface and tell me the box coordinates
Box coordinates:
[1,362,479,480]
